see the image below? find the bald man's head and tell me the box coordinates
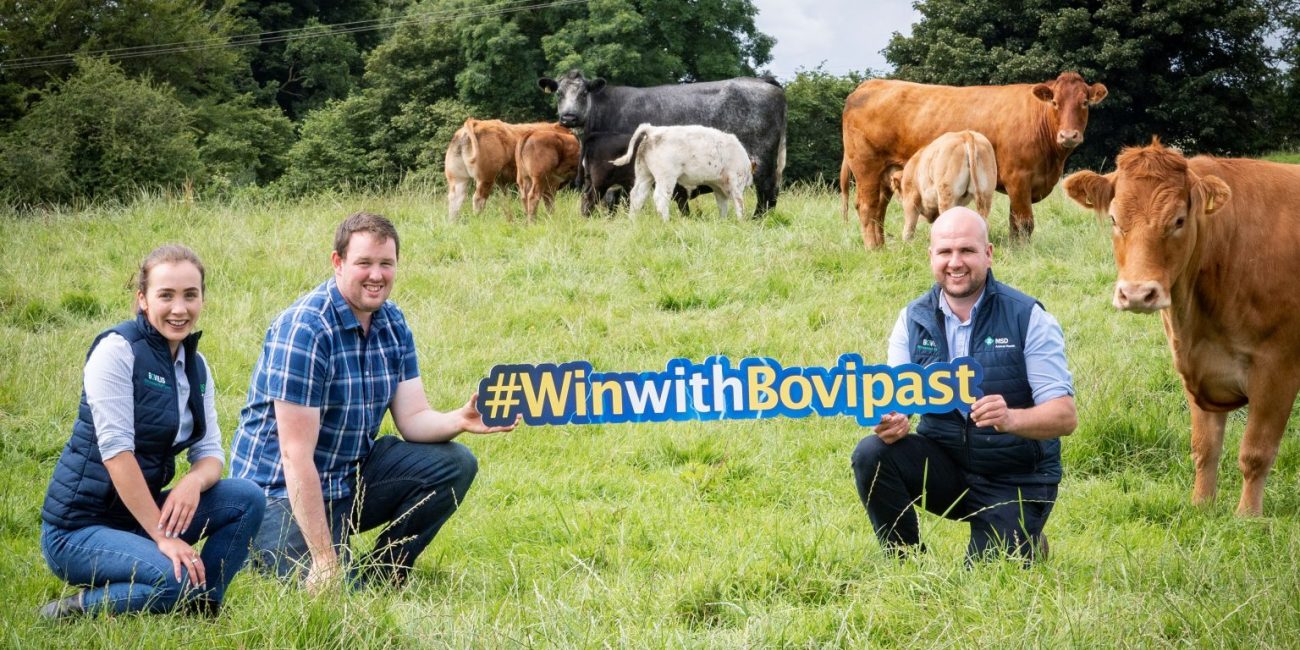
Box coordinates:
[930,206,989,248]
[928,206,993,303]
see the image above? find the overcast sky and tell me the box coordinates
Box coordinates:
[752,0,921,80]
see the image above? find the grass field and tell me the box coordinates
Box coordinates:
[2,182,1299,648]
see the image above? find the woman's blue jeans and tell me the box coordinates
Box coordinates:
[40,478,265,614]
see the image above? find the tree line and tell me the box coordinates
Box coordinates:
[2,0,1298,206]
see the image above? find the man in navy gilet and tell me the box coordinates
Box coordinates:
[851,207,1077,562]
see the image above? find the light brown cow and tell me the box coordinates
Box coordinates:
[514,128,580,224]
[1064,140,1300,516]
[888,130,998,241]
[841,72,1107,249]
[443,119,571,221]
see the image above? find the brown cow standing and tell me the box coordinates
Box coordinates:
[889,130,998,241]
[1064,141,1300,516]
[840,72,1107,249]
[514,129,580,224]
[444,119,571,221]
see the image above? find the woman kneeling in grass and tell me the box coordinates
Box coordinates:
[38,245,264,618]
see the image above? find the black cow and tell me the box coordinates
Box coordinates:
[538,69,786,216]
[580,131,691,217]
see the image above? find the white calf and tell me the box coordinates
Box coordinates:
[890,130,998,240]
[612,123,753,221]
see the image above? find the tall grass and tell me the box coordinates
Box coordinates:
[2,183,1299,648]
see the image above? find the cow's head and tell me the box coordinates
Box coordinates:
[538,70,606,128]
[1064,140,1230,313]
[1032,72,1108,149]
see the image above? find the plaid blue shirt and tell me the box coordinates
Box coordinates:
[231,278,420,500]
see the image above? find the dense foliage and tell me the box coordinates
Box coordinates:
[3,0,1300,204]
[783,67,869,186]
[0,57,201,203]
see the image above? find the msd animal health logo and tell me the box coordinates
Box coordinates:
[477,354,984,428]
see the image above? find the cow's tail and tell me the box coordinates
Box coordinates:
[839,155,852,222]
[964,132,978,197]
[612,123,652,167]
[464,118,481,167]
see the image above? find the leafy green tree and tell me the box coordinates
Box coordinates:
[884,0,1279,168]
[232,0,394,120]
[0,57,199,204]
[281,0,775,192]
[193,97,296,188]
[783,67,868,186]
[0,0,249,119]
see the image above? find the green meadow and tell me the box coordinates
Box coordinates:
[2,182,1299,648]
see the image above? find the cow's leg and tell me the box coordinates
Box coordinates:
[446,176,469,222]
[902,200,921,241]
[1188,400,1228,507]
[1004,177,1035,241]
[1235,370,1300,515]
[731,188,744,222]
[652,178,675,222]
[541,178,558,218]
[753,172,775,218]
[628,178,651,220]
[473,177,495,213]
[580,177,597,217]
[848,157,888,250]
[673,186,691,217]
[710,186,729,220]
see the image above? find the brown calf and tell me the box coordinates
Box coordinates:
[514,129,580,224]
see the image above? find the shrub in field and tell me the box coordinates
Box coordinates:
[277,94,382,194]
[0,57,199,205]
[783,67,869,186]
[281,94,479,193]
[194,98,295,190]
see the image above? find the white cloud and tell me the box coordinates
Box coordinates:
[752,0,920,80]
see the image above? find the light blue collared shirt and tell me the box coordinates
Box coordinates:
[887,288,1074,404]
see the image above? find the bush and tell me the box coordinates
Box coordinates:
[194,98,295,191]
[783,67,869,187]
[0,57,200,205]
[280,93,479,194]
[277,94,385,194]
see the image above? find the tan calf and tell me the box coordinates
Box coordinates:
[890,130,997,240]
[514,129,580,224]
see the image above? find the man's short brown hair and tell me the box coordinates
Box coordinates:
[334,211,400,259]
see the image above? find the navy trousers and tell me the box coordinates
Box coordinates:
[252,436,478,585]
[851,433,1056,562]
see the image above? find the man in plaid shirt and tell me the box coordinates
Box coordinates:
[232,212,517,590]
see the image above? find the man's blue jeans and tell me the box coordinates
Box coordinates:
[251,436,478,585]
[40,478,266,614]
